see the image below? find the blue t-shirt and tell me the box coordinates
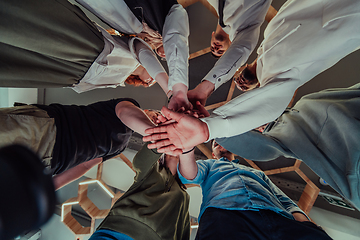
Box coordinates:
[89,229,133,240]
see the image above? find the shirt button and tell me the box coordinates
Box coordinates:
[213,74,216,78]
[218,78,221,82]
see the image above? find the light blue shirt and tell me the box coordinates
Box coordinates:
[178,158,305,221]
[89,229,133,240]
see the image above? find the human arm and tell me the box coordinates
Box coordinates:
[215,130,296,162]
[52,158,102,190]
[292,212,310,222]
[132,143,162,182]
[75,0,143,34]
[131,38,170,94]
[188,1,270,105]
[143,106,209,154]
[201,77,300,140]
[144,79,300,152]
[203,23,261,91]
[178,148,197,180]
[162,4,190,91]
[187,80,215,107]
[115,101,157,136]
[168,83,191,111]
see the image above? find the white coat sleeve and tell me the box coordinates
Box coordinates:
[162,4,190,90]
[204,23,262,90]
[129,37,166,79]
[201,73,301,140]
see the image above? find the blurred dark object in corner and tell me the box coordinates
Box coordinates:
[0,145,56,240]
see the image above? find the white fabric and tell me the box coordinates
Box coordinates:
[162,4,190,90]
[129,38,166,80]
[72,27,139,93]
[75,0,189,91]
[72,27,164,93]
[204,0,271,89]
[202,0,360,140]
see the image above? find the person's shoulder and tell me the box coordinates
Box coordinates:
[113,98,140,108]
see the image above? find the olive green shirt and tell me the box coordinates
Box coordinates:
[98,144,190,240]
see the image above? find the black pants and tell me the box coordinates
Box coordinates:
[196,208,332,240]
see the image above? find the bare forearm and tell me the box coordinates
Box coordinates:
[178,149,197,180]
[53,158,102,190]
[115,101,156,136]
[154,72,172,98]
[188,80,215,106]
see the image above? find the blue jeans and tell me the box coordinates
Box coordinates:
[196,208,332,240]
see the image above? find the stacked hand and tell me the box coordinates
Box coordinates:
[143,102,210,155]
[167,82,192,112]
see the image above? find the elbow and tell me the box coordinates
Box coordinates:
[115,101,135,119]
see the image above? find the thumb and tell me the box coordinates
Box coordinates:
[161,106,183,122]
[196,101,210,117]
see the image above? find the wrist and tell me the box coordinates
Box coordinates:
[172,83,188,95]
[182,147,195,154]
[199,80,215,97]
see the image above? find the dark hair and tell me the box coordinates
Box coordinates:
[241,67,258,83]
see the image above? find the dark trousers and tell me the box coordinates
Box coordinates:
[196,208,332,240]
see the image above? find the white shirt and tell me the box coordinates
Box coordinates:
[202,0,360,140]
[75,0,189,90]
[204,0,271,89]
[72,27,165,93]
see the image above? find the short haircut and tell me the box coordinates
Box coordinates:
[241,67,257,83]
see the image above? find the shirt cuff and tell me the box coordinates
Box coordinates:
[177,163,201,184]
[200,114,230,141]
[288,206,310,221]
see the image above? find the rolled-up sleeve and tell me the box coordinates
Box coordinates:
[178,160,210,185]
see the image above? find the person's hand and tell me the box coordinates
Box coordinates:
[184,101,210,119]
[168,90,192,112]
[143,106,210,154]
[187,80,215,107]
[168,83,192,112]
